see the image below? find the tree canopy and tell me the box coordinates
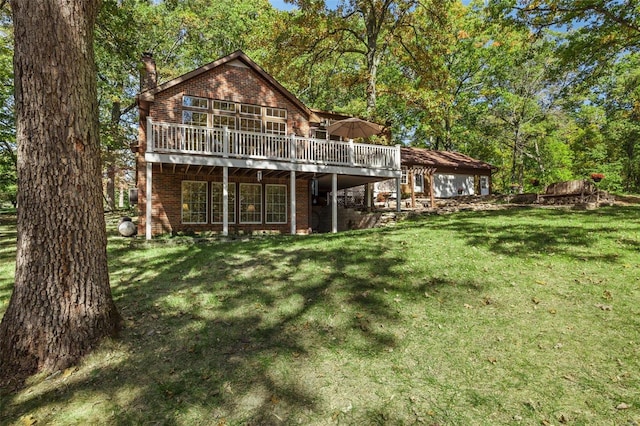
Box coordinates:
[0,0,638,205]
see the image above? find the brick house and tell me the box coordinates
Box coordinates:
[135,50,401,239]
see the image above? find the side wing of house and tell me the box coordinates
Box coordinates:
[374,148,493,205]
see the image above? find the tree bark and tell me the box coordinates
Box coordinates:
[0,0,120,387]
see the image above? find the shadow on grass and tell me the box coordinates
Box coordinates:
[4,205,637,423]
[402,206,640,262]
[0,215,16,309]
[1,229,481,424]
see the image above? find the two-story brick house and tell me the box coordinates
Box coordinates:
[135,50,401,239]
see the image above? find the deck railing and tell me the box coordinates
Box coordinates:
[147,119,401,171]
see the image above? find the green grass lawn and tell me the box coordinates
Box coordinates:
[1,206,640,425]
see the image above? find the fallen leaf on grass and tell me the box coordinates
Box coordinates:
[595,303,612,311]
[20,415,37,426]
[60,368,73,379]
[463,304,474,309]
[548,309,556,314]
[487,357,497,364]
[531,297,540,304]
[616,402,631,410]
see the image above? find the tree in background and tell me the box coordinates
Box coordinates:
[0,6,15,207]
[595,54,640,192]
[0,0,120,387]
[489,0,640,191]
[275,0,452,125]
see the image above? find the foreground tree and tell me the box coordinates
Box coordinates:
[0,0,120,386]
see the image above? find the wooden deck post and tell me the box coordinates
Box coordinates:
[409,169,415,208]
[332,173,338,233]
[429,171,435,208]
[222,126,229,158]
[290,171,296,235]
[223,166,229,236]
[396,176,401,213]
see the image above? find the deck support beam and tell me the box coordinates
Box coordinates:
[332,173,338,233]
[223,166,229,236]
[396,176,401,213]
[290,171,296,235]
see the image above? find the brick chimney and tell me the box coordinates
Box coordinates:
[140,52,157,91]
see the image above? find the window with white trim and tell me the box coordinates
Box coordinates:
[313,129,328,140]
[265,121,287,135]
[240,104,261,116]
[240,117,262,133]
[401,167,408,185]
[213,114,236,129]
[211,182,236,224]
[415,174,424,189]
[213,100,236,112]
[265,184,287,224]
[265,107,287,119]
[182,181,208,224]
[183,96,208,109]
[239,183,262,224]
[182,110,208,127]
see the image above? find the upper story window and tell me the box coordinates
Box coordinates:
[183,96,208,109]
[265,107,287,119]
[179,97,290,134]
[266,121,286,135]
[240,104,261,116]
[313,129,328,140]
[213,100,235,112]
[240,117,262,133]
[213,114,236,129]
[183,110,208,127]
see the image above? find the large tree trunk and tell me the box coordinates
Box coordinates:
[0,0,120,387]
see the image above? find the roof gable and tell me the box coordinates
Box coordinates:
[138,50,311,116]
